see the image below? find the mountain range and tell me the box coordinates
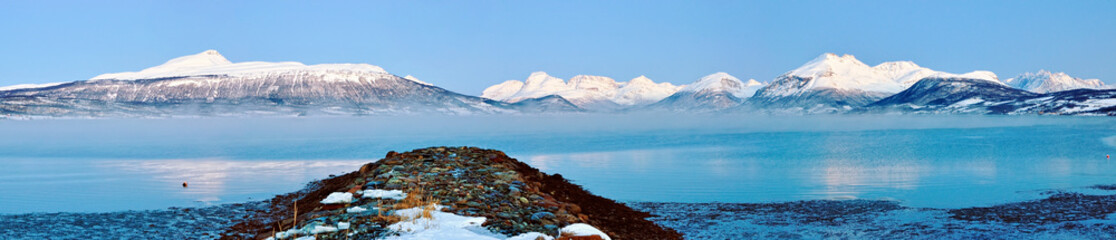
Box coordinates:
[1,50,1112,118]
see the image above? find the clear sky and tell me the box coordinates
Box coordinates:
[1,1,1113,95]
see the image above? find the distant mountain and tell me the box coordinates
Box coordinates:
[0,50,512,117]
[1005,70,1107,93]
[647,72,763,111]
[865,77,1116,116]
[507,95,582,113]
[867,77,1038,114]
[1005,88,1116,115]
[480,72,681,111]
[2,50,1113,117]
[751,53,999,111]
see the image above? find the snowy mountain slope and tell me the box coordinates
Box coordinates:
[480,72,681,110]
[508,95,583,113]
[0,82,69,91]
[752,53,1000,110]
[646,72,763,111]
[867,77,1038,114]
[1006,89,1116,115]
[91,50,389,81]
[1005,70,1107,93]
[613,76,684,105]
[678,72,765,98]
[402,75,433,86]
[864,77,1116,116]
[0,50,512,117]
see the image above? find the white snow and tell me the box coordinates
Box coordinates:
[613,75,684,105]
[346,206,368,213]
[1005,70,1107,93]
[361,189,406,200]
[764,53,1001,97]
[388,205,486,232]
[678,72,765,98]
[403,75,433,86]
[319,192,354,204]
[481,80,526,101]
[506,232,555,240]
[951,98,985,107]
[1059,98,1116,113]
[480,72,682,107]
[308,225,339,234]
[90,50,390,81]
[559,223,612,240]
[0,82,67,91]
[385,205,501,240]
[383,205,605,240]
[267,221,342,240]
[337,222,351,230]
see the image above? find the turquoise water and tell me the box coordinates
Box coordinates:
[1,115,1115,213]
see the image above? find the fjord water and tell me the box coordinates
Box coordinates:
[1,115,1115,213]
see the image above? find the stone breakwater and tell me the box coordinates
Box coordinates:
[221,146,682,240]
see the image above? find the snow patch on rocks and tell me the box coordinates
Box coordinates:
[320,192,354,204]
[361,189,406,200]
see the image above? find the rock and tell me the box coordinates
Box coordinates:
[364,181,384,189]
[531,212,556,221]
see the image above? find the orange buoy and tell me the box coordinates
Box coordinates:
[182,182,188,188]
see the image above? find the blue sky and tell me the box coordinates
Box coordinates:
[1,1,1113,94]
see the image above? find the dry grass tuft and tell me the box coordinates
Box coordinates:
[395,187,437,211]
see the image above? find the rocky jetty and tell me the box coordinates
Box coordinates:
[221,147,681,240]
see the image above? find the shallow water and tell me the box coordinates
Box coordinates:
[1,114,1115,213]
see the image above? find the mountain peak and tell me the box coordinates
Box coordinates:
[159,49,233,69]
[201,49,222,56]
[790,53,870,78]
[527,71,552,79]
[811,53,861,64]
[568,75,618,91]
[873,61,921,71]
[679,72,764,98]
[1006,70,1105,93]
[629,75,654,85]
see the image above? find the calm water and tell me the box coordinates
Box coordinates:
[2,115,1115,213]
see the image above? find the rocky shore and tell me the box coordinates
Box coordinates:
[220,146,682,240]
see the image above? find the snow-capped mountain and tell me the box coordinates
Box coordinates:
[613,76,683,105]
[0,50,511,117]
[1005,70,1107,93]
[648,72,764,111]
[507,95,582,113]
[751,53,1000,111]
[867,77,1038,113]
[867,76,1116,116]
[1007,89,1116,115]
[480,72,681,110]
[2,50,1112,117]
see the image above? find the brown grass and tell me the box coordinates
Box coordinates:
[381,187,440,225]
